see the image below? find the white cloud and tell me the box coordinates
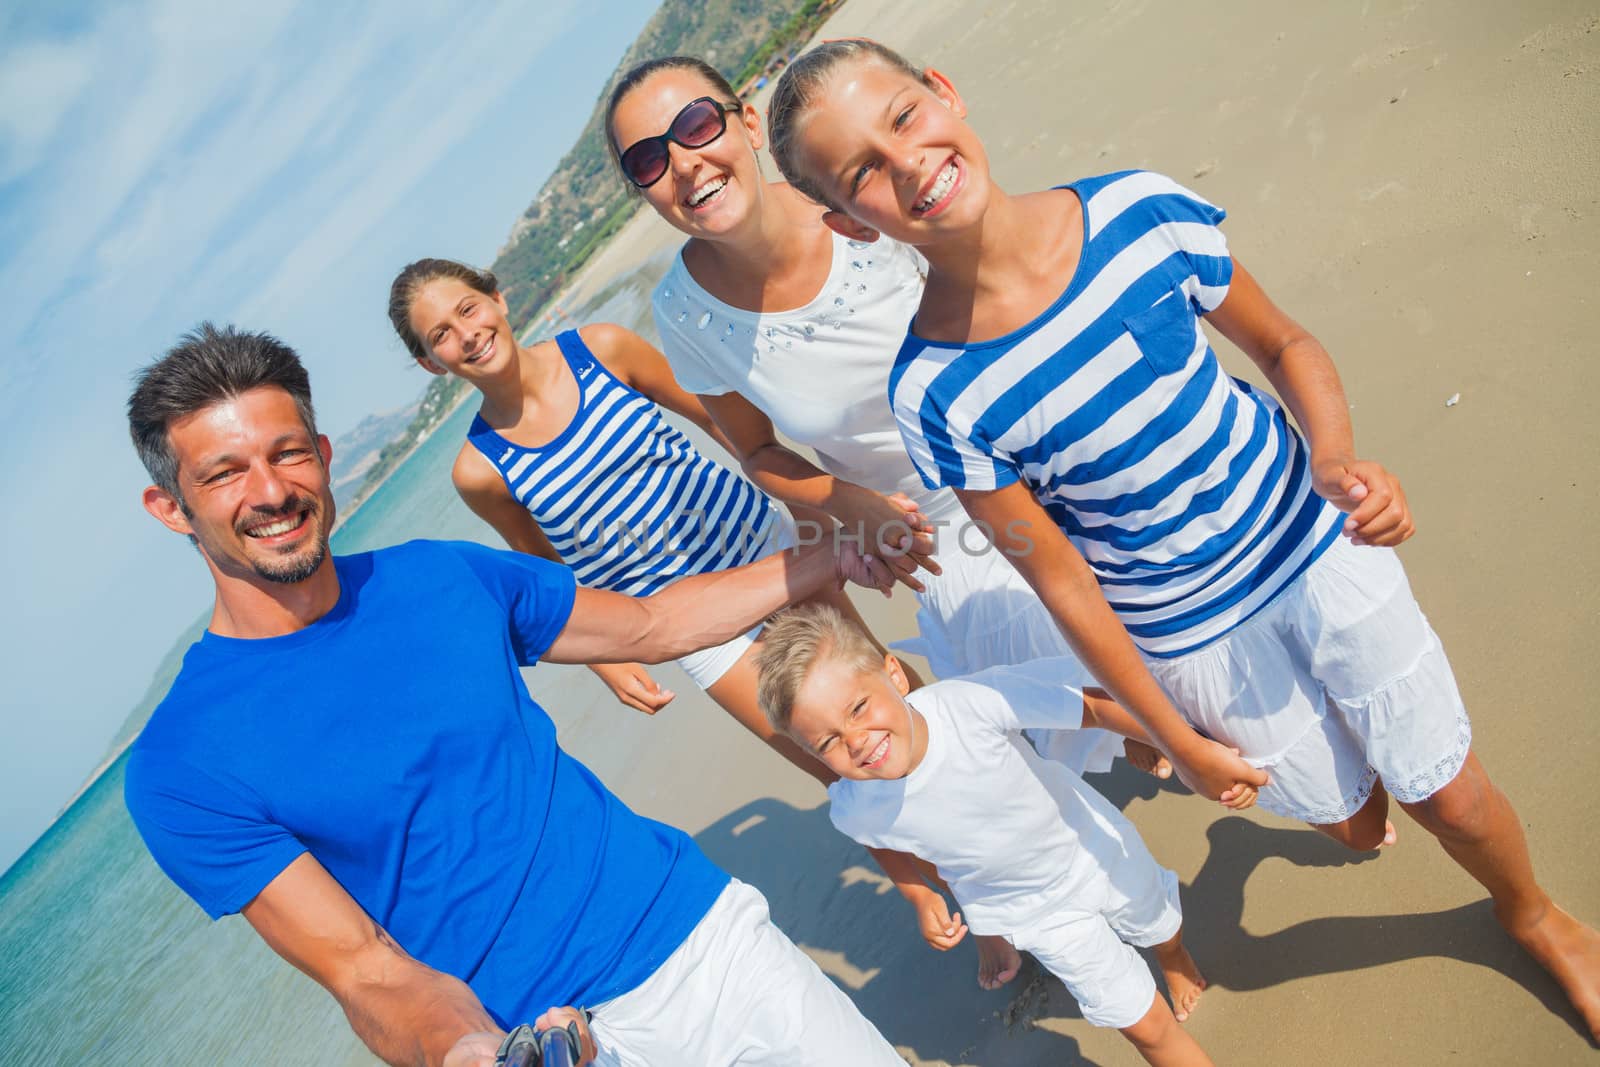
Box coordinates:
[0,0,662,873]
[0,38,97,182]
[233,0,583,326]
[0,2,302,369]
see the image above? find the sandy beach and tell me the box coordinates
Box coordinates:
[546,2,1600,1064]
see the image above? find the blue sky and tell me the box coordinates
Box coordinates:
[0,0,662,872]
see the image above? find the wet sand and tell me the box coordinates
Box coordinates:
[551,2,1600,1063]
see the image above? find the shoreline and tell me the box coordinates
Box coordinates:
[23,5,1599,1063]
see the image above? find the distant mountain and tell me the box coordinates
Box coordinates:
[329,400,421,514]
[98,616,205,769]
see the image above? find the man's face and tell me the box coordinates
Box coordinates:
[146,386,335,585]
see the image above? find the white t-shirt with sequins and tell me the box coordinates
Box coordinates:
[651,232,946,517]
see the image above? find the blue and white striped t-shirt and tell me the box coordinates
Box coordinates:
[890,170,1342,657]
[468,329,777,598]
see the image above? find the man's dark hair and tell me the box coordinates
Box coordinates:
[128,322,318,497]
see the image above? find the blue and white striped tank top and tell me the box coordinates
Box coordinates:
[890,171,1343,657]
[467,329,777,597]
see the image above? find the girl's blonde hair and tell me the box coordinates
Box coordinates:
[766,39,925,208]
[754,602,883,733]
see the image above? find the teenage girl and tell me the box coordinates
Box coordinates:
[765,38,1600,1039]
[387,258,908,785]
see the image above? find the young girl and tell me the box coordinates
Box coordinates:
[764,38,1600,1037]
[387,257,908,785]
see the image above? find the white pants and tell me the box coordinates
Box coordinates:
[588,880,904,1066]
[1000,749,1184,1029]
[1146,537,1473,823]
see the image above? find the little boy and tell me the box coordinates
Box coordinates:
[756,603,1215,1067]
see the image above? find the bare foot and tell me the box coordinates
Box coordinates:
[976,934,1021,990]
[1504,902,1600,1042]
[1154,936,1207,1022]
[1381,820,1397,847]
[1124,738,1173,779]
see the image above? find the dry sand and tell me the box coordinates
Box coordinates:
[546,2,1600,1063]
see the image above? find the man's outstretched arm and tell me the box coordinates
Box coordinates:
[543,538,892,668]
[241,853,497,1067]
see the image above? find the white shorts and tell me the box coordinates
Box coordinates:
[894,519,1124,775]
[1004,799,1183,1030]
[673,513,798,688]
[588,880,903,1066]
[1145,536,1473,823]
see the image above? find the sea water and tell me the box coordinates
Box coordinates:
[0,251,676,1063]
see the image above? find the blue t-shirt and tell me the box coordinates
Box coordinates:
[890,170,1341,657]
[124,539,728,1025]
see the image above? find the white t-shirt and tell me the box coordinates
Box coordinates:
[827,659,1137,934]
[652,232,954,518]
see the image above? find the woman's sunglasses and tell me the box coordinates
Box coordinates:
[619,96,742,189]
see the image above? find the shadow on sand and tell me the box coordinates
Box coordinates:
[693,763,1582,1065]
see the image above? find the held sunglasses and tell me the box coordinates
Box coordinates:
[618,96,743,189]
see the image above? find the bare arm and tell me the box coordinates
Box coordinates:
[454,447,674,714]
[955,482,1265,804]
[702,390,861,517]
[1206,259,1413,547]
[591,321,935,588]
[1079,688,1154,745]
[701,389,938,589]
[544,538,888,666]
[241,854,496,1067]
[453,446,560,559]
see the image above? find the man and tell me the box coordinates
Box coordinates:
[124,323,908,1066]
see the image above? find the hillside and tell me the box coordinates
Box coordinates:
[342,0,841,509]
[490,0,839,327]
[329,401,421,513]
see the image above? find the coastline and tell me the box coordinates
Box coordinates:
[23,5,1597,1063]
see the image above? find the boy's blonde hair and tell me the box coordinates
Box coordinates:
[755,602,884,733]
[766,39,926,208]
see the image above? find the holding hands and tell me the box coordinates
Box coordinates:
[1169,736,1266,811]
[1312,455,1415,547]
[831,487,942,594]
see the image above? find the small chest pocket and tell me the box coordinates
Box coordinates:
[1123,284,1197,376]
